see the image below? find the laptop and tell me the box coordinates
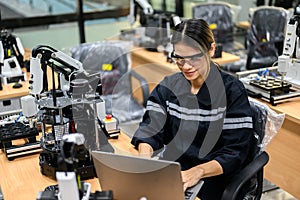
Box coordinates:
[91,151,204,200]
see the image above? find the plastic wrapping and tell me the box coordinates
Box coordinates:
[249,98,285,152]
[246,6,288,70]
[192,2,241,52]
[240,98,285,199]
[71,40,145,123]
[71,40,133,76]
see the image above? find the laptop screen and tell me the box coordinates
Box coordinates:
[91,151,186,200]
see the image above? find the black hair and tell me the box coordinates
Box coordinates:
[171,19,215,53]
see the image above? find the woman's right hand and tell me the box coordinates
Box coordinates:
[138,143,153,158]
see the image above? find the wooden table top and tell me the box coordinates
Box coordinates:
[0,132,137,200]
[236,21,250,29]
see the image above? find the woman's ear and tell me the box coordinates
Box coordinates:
[209,42,216,57]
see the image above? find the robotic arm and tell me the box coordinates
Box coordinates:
[30,45,117,188]
[0,30,26,86]
[128,0,154,27]
[135,0,154,15]
[0,29,25,66]
[278,5,300,80]
[29,45,84,95]
[278,16,300,77]
[37,133,113,200]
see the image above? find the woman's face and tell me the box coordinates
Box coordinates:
[172,42,211,81]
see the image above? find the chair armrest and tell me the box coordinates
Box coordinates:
[221,151,269,200]
[130,70,149,107]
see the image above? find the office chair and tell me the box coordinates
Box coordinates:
[71,40,149,125]
[192,2,244,53]
[222,98,284,200]
[223,6,288,72]
[246,6,288,70]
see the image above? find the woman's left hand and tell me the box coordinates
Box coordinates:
[181,166,204,191]
[181,160,223,191]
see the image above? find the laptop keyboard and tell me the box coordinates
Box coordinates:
[184,180,204,200]
[185,190,194,200]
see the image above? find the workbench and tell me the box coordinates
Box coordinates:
[0,132,137,200]
[1,47,299,199]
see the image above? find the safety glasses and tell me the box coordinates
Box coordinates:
[171,51,205,67]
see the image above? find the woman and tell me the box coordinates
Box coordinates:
[131,19,255,199]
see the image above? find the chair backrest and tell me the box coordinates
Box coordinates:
[246,6,288,70]
[192,2,235,44]
[71,41,146,123]
[250,98,285,151]
[225,98,284,199]
[71,40,132,95]
[248,99,268,158]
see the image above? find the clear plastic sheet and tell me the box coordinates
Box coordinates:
[246,6,288,70]
[71,40,145,123]
[249,98,285,152]
[192,2,241,52]
[71,40,133,75]
[241,99,285,199]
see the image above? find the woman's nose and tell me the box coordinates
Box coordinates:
[181,61,193,69]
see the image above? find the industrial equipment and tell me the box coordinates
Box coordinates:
[124,0,180,52]
[26,45,118,179]
[37,133,113,200]
[0,30,26,86]
[238,6,300,105]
